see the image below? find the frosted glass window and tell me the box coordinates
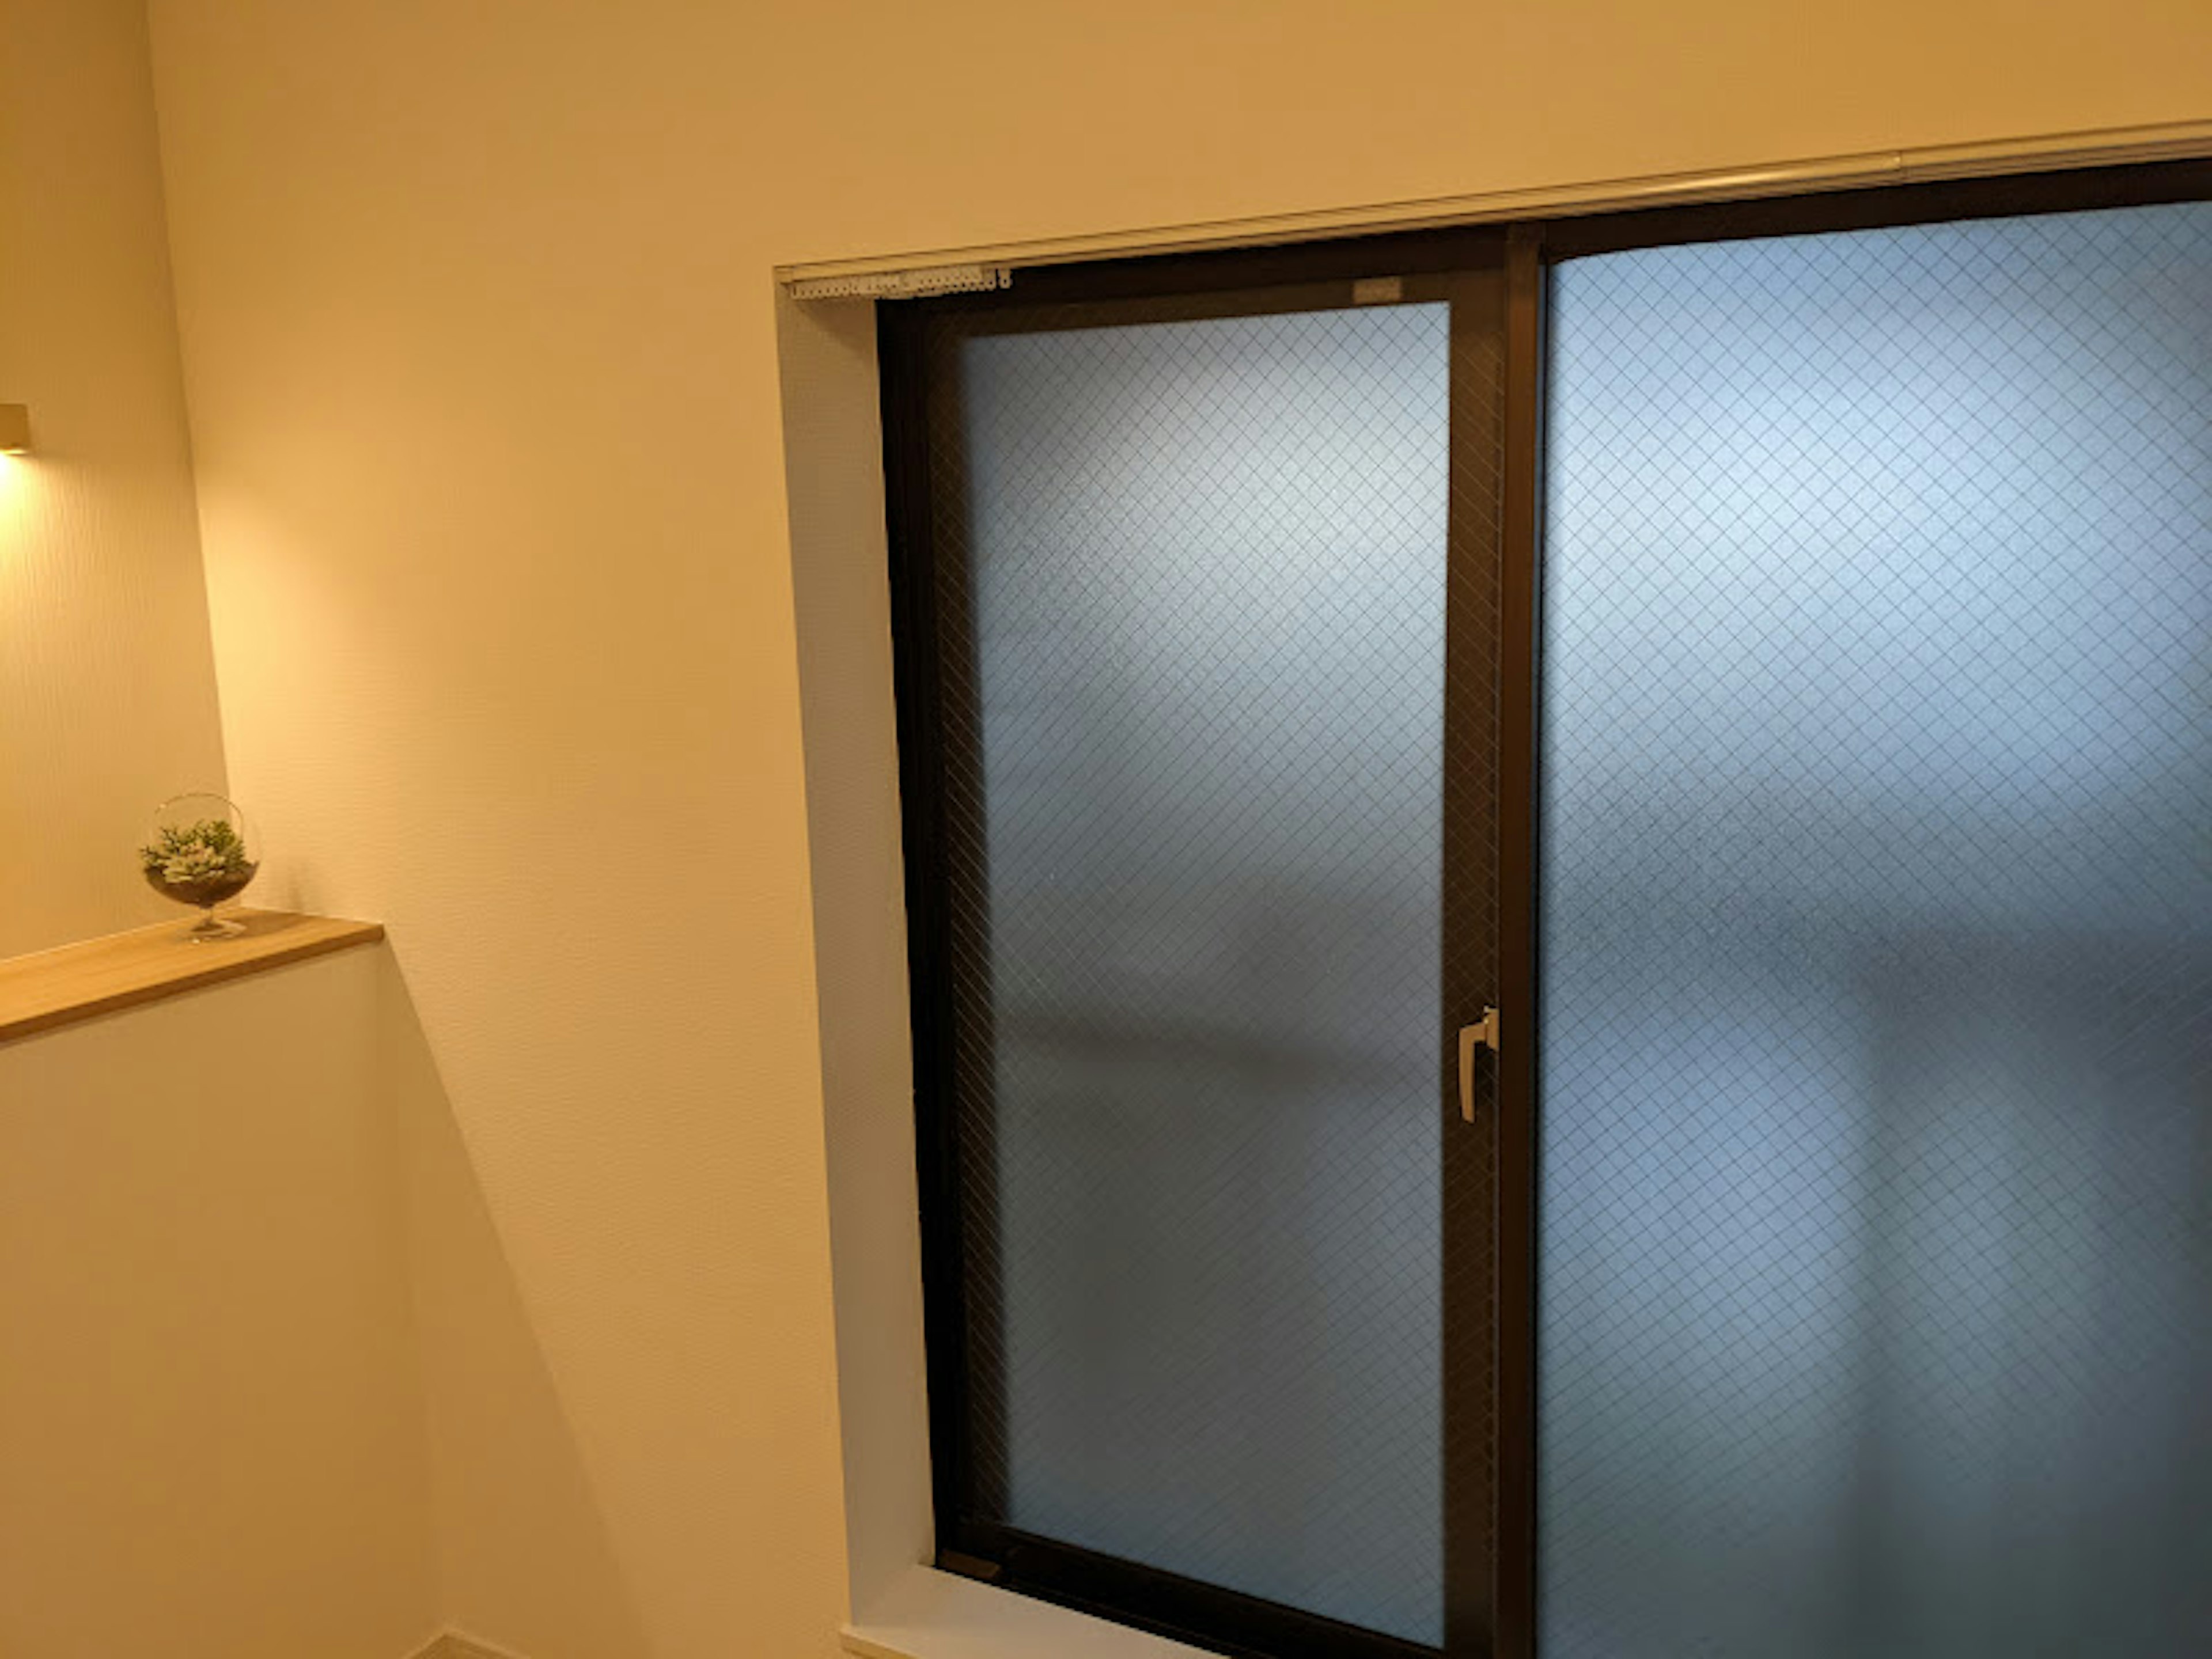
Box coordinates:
[1538,202,2212,1657]
[931,304,1456,1643]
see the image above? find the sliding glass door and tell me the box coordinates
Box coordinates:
[882,170,2210,1659]
[1538,200,2212,1657]
[885,255,1513,1658]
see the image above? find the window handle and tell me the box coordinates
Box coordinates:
[1459,1006,1500,1122]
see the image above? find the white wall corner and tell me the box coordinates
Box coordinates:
[775,285,938,1619]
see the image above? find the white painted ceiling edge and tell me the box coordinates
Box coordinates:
[779,116,2212,299]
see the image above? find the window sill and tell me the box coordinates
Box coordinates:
[0,908,386,1043]
[842,1568,1212,1659]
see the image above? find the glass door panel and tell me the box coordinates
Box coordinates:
[1538,200,2212,1657]
[903,271,1509,1654]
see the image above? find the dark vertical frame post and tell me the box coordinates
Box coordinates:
[1493,225,1546,1659]
[1437,256,1508,1659]
[877,302,1001,1546]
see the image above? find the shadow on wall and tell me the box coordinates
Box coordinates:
[378,949,654,1659]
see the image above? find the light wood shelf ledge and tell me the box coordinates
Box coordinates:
[0,908,385,1044]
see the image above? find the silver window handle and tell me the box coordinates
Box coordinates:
[1459,1006,1500,1122]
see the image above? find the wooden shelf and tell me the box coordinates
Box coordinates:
[0,909,385,1044]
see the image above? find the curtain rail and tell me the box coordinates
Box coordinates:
[778,119,2212,298]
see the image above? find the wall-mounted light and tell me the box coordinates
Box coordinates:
[0,404,29,454]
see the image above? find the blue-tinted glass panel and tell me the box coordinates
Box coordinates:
[1539,203,2212,1657]
[949,305,1453,1641]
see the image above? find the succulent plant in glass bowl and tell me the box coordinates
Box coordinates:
[141,792,259,941]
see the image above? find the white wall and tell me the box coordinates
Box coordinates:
[0,950,437,1659]
[0,11,434,1653]
[0,0,229,957]
[137,3,2212,1655]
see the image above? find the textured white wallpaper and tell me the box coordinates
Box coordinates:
[0,0,228,959]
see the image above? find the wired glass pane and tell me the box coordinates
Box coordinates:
[1539,201,2212,1657]
[932,303,1456,1643]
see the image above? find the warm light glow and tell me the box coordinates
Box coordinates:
[0,431,40,557]
[0,403,29,454]
[0,451,38,546]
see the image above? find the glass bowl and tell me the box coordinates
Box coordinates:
[141,791,259,941]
